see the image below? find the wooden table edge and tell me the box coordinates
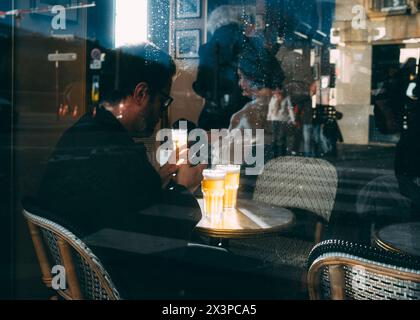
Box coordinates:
[195,213,295,239]
[373,231,402,254]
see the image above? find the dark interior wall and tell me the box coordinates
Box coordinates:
[12,0,88,114]
[12,1,89,299]
[0,0,13,300]
[13,33,87,113]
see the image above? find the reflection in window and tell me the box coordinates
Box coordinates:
[115,0,148,48]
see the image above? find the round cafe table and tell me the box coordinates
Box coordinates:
[374,222,420,257]
[195,198,295,240]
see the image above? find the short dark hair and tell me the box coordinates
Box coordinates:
[101,42,176,105]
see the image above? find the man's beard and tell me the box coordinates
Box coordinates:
[130,114,157,138]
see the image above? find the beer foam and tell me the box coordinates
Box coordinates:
[215,165,241,174]
[203,169,226,180]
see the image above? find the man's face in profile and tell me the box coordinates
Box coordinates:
[141,80,172,136]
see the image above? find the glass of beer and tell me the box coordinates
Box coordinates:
[216,165,241,209]
[201,169,226,222]
[172,129,188,165]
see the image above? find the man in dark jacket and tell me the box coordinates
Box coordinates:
[36,43,270,299]
[38,43,203,239]
[36,43,211,298]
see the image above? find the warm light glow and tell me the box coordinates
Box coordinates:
[172,130,188,150]
[115,0,148,48]
[400,48,420,65]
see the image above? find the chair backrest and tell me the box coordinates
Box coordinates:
[253,156,338,222]
[307,239,420,300]
[23,205,121,300]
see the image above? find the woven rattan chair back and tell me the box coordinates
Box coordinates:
[307,239,420,300]
[23,208,121,300]
[253,156,338,222]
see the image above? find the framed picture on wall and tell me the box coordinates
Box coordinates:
[175,29,201,59]
[175,0,201,19]
[30,0,79,22]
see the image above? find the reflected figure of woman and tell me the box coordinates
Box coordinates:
[193,7,250,130]
[228,41,284,151]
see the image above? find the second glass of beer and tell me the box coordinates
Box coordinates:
[216,165,241,209]
[201,169,226,222]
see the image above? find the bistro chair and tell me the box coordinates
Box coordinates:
[307,239,420,300]
[230,156,338,269]
[22,198,121,300]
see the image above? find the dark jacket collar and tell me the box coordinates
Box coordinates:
[92,106,127,133]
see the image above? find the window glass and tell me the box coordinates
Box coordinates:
[2,0,419,300]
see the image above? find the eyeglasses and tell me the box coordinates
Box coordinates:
[159,91,173,113]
